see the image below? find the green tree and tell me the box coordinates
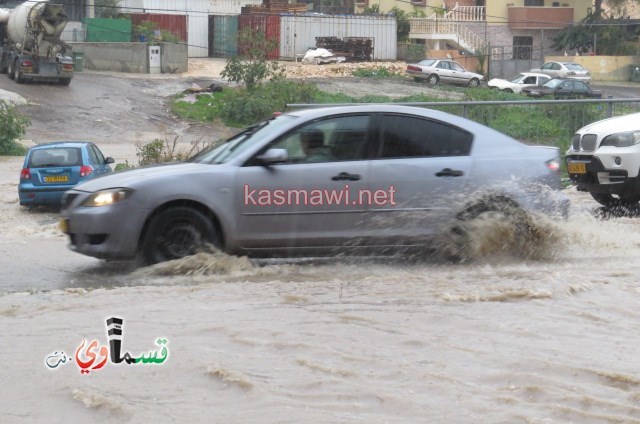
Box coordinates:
[221,28,283,90]
[0,101,30,155]
[552,9,637,55]
[95,0,121,19]
[389,7,425,42]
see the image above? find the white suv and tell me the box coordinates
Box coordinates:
[566,112,640,206]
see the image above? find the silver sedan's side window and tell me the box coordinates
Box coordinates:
[436,61,450,70]
[450,62,464,72]
[269,115,371,164]
[377,115,473,159]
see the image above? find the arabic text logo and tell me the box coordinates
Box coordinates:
[45,317,169,374]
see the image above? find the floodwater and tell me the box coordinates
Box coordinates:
[3,154,640,422]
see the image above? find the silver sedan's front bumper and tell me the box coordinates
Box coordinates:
[61,191,150,260]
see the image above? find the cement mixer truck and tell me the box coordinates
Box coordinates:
[0,1,74,85]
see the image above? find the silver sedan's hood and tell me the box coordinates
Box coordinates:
[74,162,215,192]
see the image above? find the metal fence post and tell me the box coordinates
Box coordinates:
[606,96,613,118]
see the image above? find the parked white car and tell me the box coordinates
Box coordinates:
[487,72,551,93]
[530,61,592,84]
[566,112,640,206]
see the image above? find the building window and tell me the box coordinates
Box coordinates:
[513,36,533,59]
[524,0,545,6]
[355,0,368,5]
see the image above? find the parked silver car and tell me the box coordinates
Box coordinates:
[406,59,484,87]
[530,61,592,84]
[60,105,568,264]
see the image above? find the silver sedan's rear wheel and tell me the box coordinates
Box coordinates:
[427,74,439,85]
[447,196,532,262]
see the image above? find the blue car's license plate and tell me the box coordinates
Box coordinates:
[44,175,69,183]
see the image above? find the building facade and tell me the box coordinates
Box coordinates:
[358,0,592,60]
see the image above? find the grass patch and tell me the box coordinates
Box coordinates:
[351,66,403,78]
[171,79,613,177]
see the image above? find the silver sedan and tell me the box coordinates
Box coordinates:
[406,59,485,87]
[530,61,592,84]
[60,105,568,264]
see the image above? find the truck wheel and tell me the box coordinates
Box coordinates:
[7,59,14,79]
[13,60,23,83]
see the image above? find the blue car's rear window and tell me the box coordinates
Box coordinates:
[29,147,82,167]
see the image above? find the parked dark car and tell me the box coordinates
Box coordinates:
[521,78,602,99]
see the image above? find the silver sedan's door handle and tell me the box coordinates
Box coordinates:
[332,172,361,181]
[435,168,464,177]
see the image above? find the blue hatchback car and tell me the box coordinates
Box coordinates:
[19,142,114,207]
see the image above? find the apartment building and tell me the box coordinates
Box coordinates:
[357,0,592,59]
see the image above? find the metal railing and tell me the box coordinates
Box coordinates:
[286,98,640,150]
[408,18,487,53]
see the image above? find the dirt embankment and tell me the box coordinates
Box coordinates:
[184,58,464,100]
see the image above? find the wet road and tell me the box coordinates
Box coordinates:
[1,71,640,295]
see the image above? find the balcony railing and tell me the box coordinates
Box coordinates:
[508,7,574,29]
[445,5,485,21]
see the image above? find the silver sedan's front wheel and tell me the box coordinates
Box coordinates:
[141,206,221,265]
[468,78,480,87]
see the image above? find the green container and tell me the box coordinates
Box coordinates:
[72,52,84,72]
[84,18,132,42]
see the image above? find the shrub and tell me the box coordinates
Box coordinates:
[0,101,30,156]
[132,20,182,43]
[219,80,318,126]
[136,135,217,166]
[220,28,283,89]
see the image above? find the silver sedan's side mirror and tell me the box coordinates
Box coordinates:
[256,148,288,165]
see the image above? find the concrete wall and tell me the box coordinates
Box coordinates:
[67,42,188,74]
[161,42,188,74]
[546,55,640,82]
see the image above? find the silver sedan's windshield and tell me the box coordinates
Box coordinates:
[190,115,296,164]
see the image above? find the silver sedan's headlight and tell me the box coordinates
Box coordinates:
[82,188,133,207]
[601,131,640,148]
